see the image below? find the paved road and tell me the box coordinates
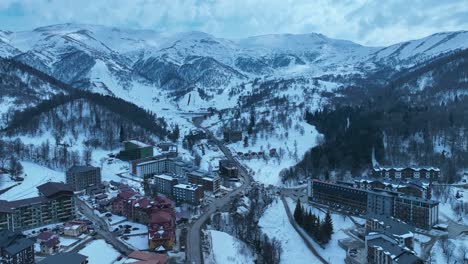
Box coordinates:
[75,198,133,255]
[186,118,253,264]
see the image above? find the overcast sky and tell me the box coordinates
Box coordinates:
[0,0,467,46]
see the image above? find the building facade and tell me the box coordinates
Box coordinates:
[119,140,154,161]
[394,196,439,230]
[223,130,242,143]
[366,234,422,264]
[373,167,441,181]
[66,165,101,191]
[0,230,35,264]
[187,171,221,193]
[308,179,439,230]
[148,208,176,251]
[0,182,75,231]
[173,184,204,205]
[309,180,368,214]
[219,160,238,178]
[152,174,179,197]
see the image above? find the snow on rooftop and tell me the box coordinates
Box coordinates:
[127,140,151,148]
[174,184,199,190]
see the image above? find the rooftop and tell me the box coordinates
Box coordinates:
[155,174,177,181]
[174,184,199,191]
[126,140,151,148]
[367,236,421,263]
[374,166,440,172]
[38,252,88,264]
[0,230,34,255]
[37,182,74,197]
[67,165,99,174]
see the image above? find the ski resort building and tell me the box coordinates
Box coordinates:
[119,140,154,161]
[308,179,439,229]
[223,129,242,143]
[0,229,35,264]
[372,166,441,182]
[0,182,75,231]
[187,170,221,193]
[66,165,101,191]
[151,174,179,197]
[173,184,204,205]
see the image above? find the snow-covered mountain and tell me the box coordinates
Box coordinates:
[1,23,466,113]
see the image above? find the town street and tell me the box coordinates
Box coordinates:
[186,117,253,264]
[75,198,133,255]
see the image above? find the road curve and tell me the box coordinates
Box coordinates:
[186,118,253,264]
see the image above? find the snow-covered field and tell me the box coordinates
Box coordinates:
[0,161,64,201]
[286,198,358,264]
[206,230,254,264]
[436,186,468,226]
[78,239,121,264]
[120,235,149,250]
[430,235,468,264]
[203,108,322,186]
[259,199,322,264]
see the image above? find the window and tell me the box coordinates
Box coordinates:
[414,172,420,179]
[395,172,401,178]
[385,172,390,178]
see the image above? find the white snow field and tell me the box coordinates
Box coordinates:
[78,239,121,264]
[206,230,254,264]
[259,199,322,264]
[0,161,65,201]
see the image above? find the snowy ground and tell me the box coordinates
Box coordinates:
[120,235,148,250]
[413,233,431,257]
[206,230,254,264]
[78,239,121,264]
[436,186,468,226]
[430,235,468,264]
[286,198,358,264]
[259,198,322,264]
[232,120,320,186]
[109,220,148,235]
[203,108,322,186]
[0,173,18,191]
[0,161,65,201]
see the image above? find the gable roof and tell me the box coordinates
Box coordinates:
[37,231,56,241]
[4,237,34,255]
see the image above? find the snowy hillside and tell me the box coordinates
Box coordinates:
[0,23,466,116]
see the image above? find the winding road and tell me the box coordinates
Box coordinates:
[186,117,253,264]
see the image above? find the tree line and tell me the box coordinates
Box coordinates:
[293,199,334,244]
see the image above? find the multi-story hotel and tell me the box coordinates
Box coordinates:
[308,179,439,229]
[0,182,75,231]
[66,165,101,191]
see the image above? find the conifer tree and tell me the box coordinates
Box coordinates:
[293,199,303,225]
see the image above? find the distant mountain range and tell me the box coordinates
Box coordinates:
[0,23,467,115]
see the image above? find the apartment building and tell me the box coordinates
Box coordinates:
[66,165,101,191]
[187,170,221,193]
[173,184,204,205]
[0,182,75,231]
[152,174,179,197]
[308,179,439,229]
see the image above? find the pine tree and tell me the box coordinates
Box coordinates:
[321,211,334,243]
[9,157,23,177]
[293,199,303,225]
[119,125,125,142]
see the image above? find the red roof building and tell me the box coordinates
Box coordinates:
[148,208,176,251]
